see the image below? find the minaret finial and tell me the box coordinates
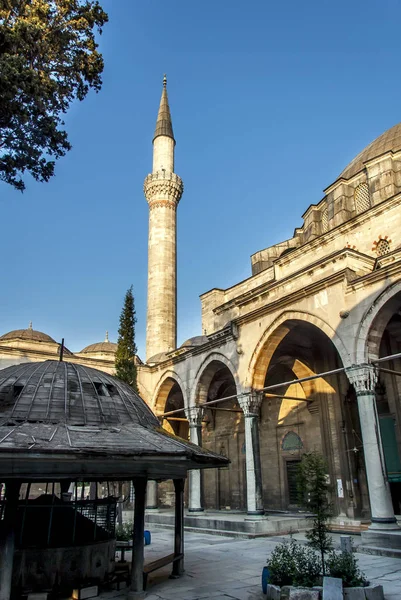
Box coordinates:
[105,331,109,342]
[163,74,167,88]
[28,321,32,330]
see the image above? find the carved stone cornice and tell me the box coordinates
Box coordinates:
[346,364,378,395]
[184,406,204,427]
[144,171,184,205]
[238,392,262,417]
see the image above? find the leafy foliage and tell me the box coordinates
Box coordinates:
[115,285,138,391]
[0,0,108,191]
[266,539,321,588]
[327,550,368,587]
[115,521,133,542]
[297,452,333,574]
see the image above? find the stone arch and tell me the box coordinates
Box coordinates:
[247,310,351,389]
[191,352,241,406]
[355,281,401,363]
[152,370,187,414]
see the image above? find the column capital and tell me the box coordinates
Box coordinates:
[346,364,378,395]
[184,405,204,427]
[238,391,262,417]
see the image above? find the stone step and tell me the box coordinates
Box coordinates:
[357,545,401,559]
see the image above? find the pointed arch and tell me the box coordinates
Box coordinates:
[151,370,187,413]
[247,310,351,389]
[355,281,401,363]
[190,352,241,406]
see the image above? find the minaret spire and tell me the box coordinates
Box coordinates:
[153,74,175,143]
[144,77,184,360]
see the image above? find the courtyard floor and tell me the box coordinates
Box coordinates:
[100,527,401,600]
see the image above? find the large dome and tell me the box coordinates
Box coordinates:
[0,326,56,344]
[339,123,401,181]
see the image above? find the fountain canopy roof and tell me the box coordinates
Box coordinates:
[0,361,228,480]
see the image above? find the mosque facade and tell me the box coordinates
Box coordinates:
[2,81,401,533]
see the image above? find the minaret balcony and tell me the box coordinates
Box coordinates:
[144,171,184,205]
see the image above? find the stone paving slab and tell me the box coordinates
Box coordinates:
[108,527,401,599]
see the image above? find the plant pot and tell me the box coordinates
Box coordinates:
[261,566,270,594]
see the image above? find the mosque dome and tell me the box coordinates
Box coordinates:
[339,122,401,181]
[0,324,56,344]
[80,332,117,355]
[180,335,208,348]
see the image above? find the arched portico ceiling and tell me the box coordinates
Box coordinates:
[356,281,401,363]
[190,352,240,406]
[248,311,350,390]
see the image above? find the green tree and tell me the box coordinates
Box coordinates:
[297,451,333,574]
[115,285,138,391]
[0,0,108,191]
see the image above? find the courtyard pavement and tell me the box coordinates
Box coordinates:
[101,527,401,600]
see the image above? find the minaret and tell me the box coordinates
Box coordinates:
[144,76,184,360]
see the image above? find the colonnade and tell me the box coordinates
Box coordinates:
[150,365,399,531]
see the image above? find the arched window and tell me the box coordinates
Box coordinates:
[282,431,303,451]
[354,182,371,213]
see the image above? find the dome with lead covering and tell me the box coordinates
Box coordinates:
[0,325,56,344]
[338,122,401,181]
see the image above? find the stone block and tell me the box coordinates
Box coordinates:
[323,576,343,599]
[312,587,323,599]
[343,588,365,600]
[266,584,281,599]
[280,588,320,600]
[340,536,353,553]
[364,585,384,600]
[72,586,98,600]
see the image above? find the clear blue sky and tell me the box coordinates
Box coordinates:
[1,0,400,358]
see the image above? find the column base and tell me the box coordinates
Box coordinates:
[145,506,159,511]
[361,529,401,550]
[188,508,204,513]
[245,510,265,518]
[368,518,400,531]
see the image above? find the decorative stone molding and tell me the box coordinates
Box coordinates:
[184,406,204,427]
[346,364,378,395]
[238,391,262,417]
[144,171,184,205]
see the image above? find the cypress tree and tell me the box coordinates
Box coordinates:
[115,286,138,391]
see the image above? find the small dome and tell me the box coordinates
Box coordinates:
[0,325,56,344]
[180,335,208,348]
[80,341,117,354]
[339,123,401,181]
[80,332,117,355]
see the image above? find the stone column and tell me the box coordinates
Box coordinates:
[346,365,399,530]
[0,481,21,600]
[238,392,264,515]
[128,478,147,598]
[170,478,185,578]
[185,406,204,512]
[146,480,158,510]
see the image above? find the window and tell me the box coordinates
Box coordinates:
[354,182,371,213]
[286,460,301,505]
[282,431,303,451]
[321,207,328,233]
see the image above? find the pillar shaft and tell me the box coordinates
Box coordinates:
[0,481,21,600]
[129,478,147,595]
[239,393,264,515]
[185,407,204,512]
[146,480,158,510]
[171,478,184,578]
[347,365,399,530]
